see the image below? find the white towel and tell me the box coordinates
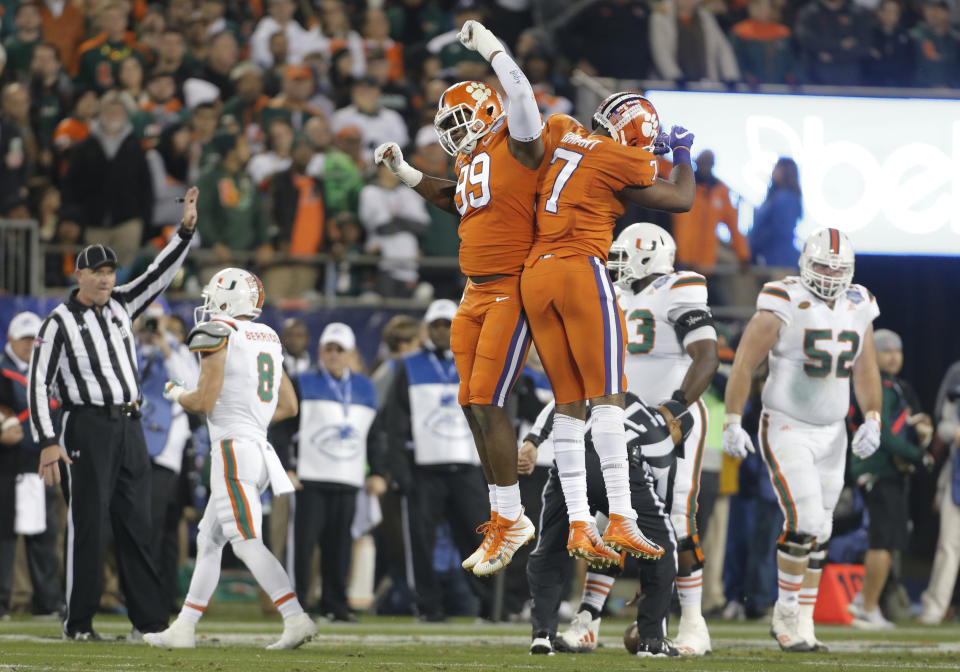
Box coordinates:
[14,473,46,535]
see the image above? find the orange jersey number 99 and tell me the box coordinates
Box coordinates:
[454,152,492,216]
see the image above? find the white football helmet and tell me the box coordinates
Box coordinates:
[799,227,855,300]
[607,222,676,288]
[195,267,264,324]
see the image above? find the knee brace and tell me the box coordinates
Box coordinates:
[777,531,816,558]
[676,535,704,570]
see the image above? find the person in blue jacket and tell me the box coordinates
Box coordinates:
[749,157,802,269]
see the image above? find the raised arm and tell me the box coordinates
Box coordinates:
[374,142,458,214]
[621,126,695,212]
[113,186,199,320]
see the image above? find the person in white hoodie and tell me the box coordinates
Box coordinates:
[649,0,741,82]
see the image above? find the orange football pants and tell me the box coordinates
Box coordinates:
[520,255,627,405]
[450,275,532,407]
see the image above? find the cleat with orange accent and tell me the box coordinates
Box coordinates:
[473,511,535,577]
[462,512,499,571]
[566,521,621,567]
[602,514,664,559]
[555,610,600,652]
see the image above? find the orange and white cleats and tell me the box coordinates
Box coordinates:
[602,514,664,560]
[462,512,499,571]
[473,511,536,577]
[567,521,621,567]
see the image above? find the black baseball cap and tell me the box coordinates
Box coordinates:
[76,244,119,271]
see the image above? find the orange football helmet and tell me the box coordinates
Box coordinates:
[434,81,504,156]
[592,92,660,151]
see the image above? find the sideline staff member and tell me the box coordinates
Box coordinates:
[28,188,199,640]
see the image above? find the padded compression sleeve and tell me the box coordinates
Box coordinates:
[490,51,542,143]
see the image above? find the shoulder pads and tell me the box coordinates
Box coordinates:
[187,321,231,353]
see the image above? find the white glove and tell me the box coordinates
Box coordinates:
[373,142,423,187]
[852,417,881,459]
[457,20,503,62]
[163,379,185,403]
[722,423,755,459]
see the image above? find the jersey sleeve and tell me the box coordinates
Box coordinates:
[861,285,880,322]
[601,143,659,192]
[757,281,794,326]
[666,274,716,348]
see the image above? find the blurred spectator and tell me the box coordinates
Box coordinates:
[729,0,795,84]
[72,2,152,92]
[263,64,326,132]
[281,317,313,376]
[60,91,152,265]
[136,5,166,55]
[329,47,357,108]
[320,0,366,78]
[249,116,294,187]
[201,0,240,42]
[748,157,801,269]
[920,360,960,624]
[329,211,365,296]
[849,329,931,629]
[224,62,270,148]
[29,42,73,175]
[52,87,97,176]
[155,29,193,87]
[650,0,741,82]
[189,101,221,171]
[195,131,272,277]
[564,0,653,79]
[523,47,574,117]
[386,0,448,51]
[488,0,534,54]
[371,315,422,400]
[360,162,430,298]
[426,0,489,79]
[35,183,59,241]
[366,50,417,129]
[673,149,750,274]
[4,2,42,81]
[795,0,871,85]
[263,32,290,96]
[146,121,194,231]
[909,0,960,87]
[0,311,63,621]
[0,91,29,216]
[865,0,914,86]
[332,77,408,165]
[413,128,457,258]
[2,83,37,182]
[196,31,239,101]
[305,114,364,216]
[118,56,146,106]
[250,0,325,69]
[264,132,326,299]
[138,71,182,129]
[363,9,405,82]
[38,0,86,76]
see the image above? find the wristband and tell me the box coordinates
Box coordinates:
[396,162,423,188]
[672,146,692,166]
[724,413,742,427]
[865,410,881,428]
[671,389,689,408]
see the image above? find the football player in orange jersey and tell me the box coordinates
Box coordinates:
[373,20,571,575]
[519,93,698,565]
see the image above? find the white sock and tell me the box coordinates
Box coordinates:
[488,484,498,514]
[581,573,614,614]
[777,556,805,610]
[179,528,224,624]
[231,538,304,618]
[496,483,522,523]
[677,568,703,617]
[590,405,635,519]
[553,414,591,523]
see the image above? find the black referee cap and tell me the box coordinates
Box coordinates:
[76,244,119,271]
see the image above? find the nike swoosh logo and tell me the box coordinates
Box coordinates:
[495,296,510,302]
[674,130,690,138]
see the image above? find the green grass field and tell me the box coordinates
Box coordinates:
[2,606,958,672]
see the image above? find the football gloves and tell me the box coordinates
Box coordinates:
[374,142,423,187]
[163,379,185,403]
[722,422,755,459]
[458,20,503,62]
[851,417,881,459]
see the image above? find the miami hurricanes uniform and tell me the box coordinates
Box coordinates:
[521,114,659,404]
[756,278,879,542]
[191,318,287,543]
[619,271,715,540]
[450,116,547,407]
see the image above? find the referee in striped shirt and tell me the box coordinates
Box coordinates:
[28,187,199,640]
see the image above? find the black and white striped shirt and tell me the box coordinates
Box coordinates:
[28,229,195,446]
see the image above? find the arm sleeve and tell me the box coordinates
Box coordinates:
[28,315,65,446]
[113,227,194,321]
[490,51,542,143]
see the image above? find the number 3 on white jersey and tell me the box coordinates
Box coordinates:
[455,152,492,216]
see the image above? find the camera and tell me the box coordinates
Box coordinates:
[142,317,159,334]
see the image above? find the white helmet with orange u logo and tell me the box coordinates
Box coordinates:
[195,267,265,324]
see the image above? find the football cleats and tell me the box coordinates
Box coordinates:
[434,80,504,156]
[592,92,660,151]
[799,228,855,300]
[194,267,264,324]
[608,222,676,288]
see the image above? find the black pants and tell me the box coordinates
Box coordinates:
[149,464,182,617]
[502,465,552,617]
[292,483,357,617]
[60,407,167,635]
[0,483,63,614]
[403,463,491,618]
[527,450,676,639]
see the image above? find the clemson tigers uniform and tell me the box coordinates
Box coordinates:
[520,114,659,404]
[756,277,879,542]
[190,318,286,543]
[449,114,546,407]
[619,271,715,540]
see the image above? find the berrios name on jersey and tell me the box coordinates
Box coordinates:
[619,271,716,403]
[758,277,879,425]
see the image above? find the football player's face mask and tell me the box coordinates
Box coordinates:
[592,92,660,151]
[434,81,504,156]
[799,227,855,300]
[607,222,676,289]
